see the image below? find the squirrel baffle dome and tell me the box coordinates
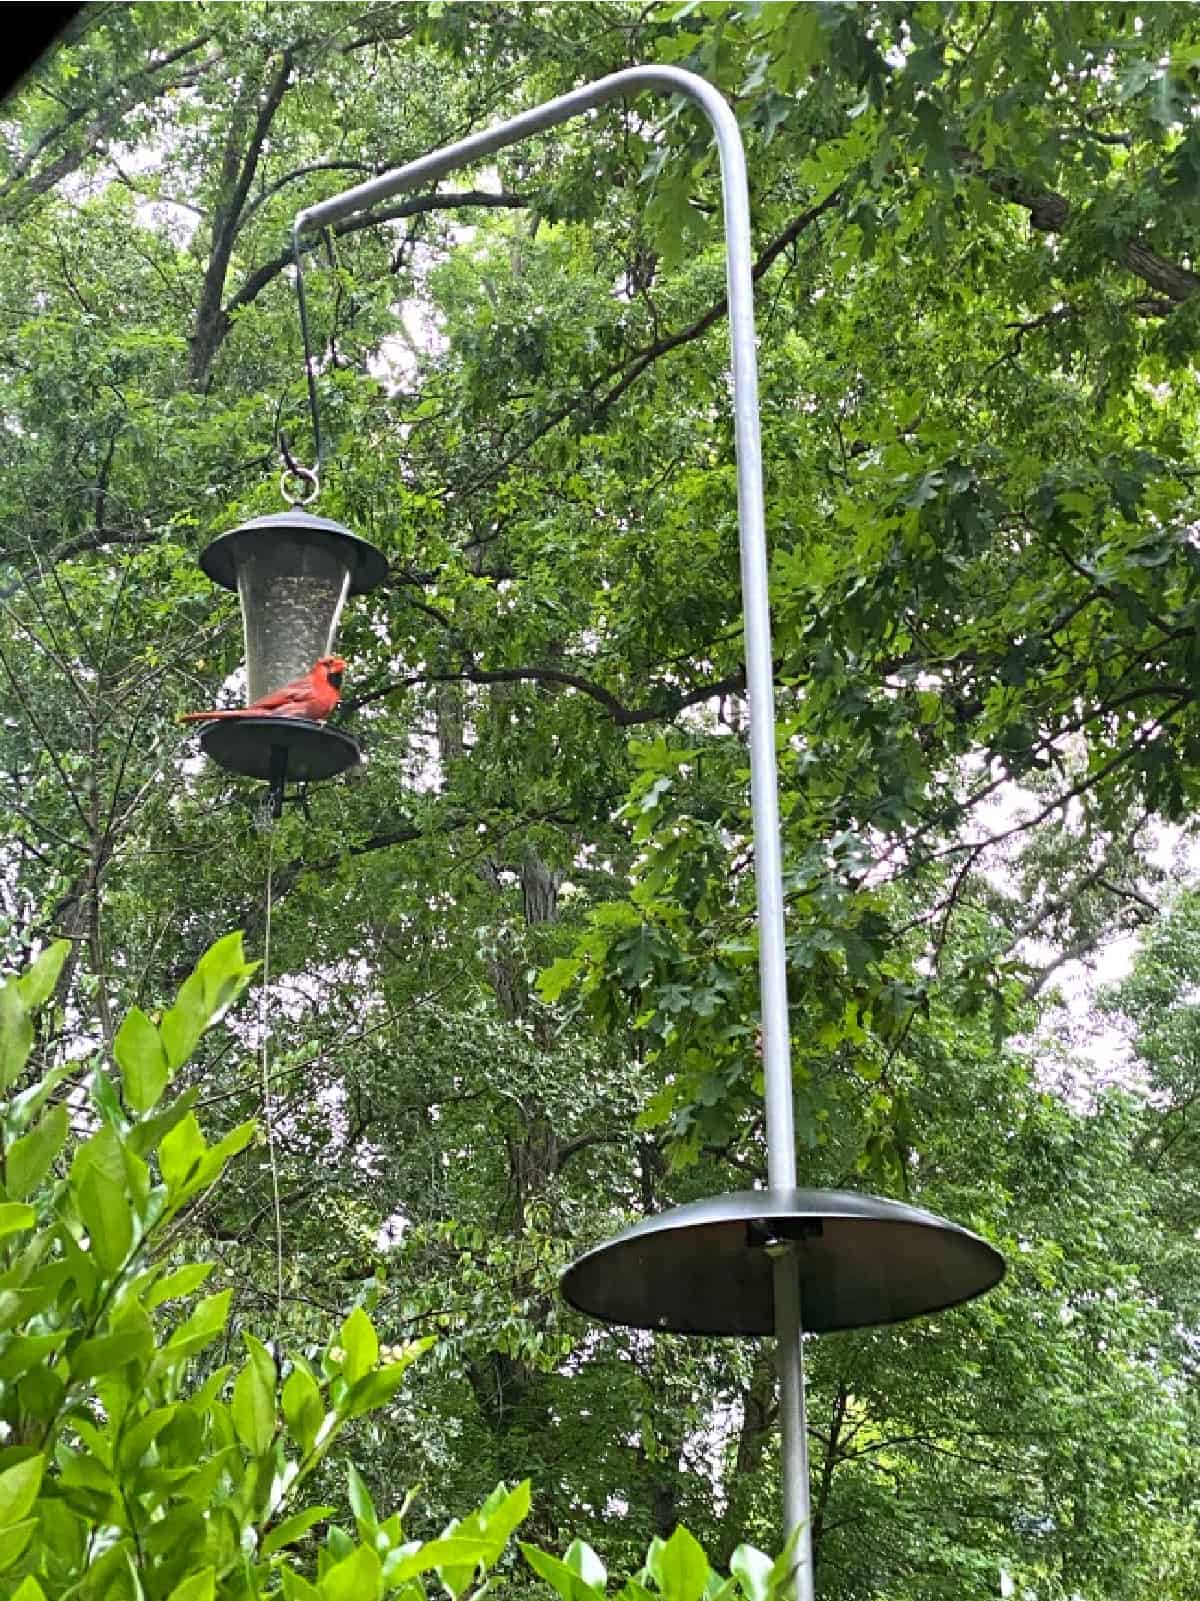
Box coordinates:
[561,1188,1005,1337]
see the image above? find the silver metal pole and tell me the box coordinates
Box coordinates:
[773,1254,815,1597]
[296,67,811,1598]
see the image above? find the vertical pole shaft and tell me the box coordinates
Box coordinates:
[711,88,795,1199]
[708,78,813,1601]
[772,1255,814,1601]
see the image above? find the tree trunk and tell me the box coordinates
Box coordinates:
[719,1348,777,1564]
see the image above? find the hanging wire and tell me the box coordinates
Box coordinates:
[257,820,285,1342]
[279,220,336,505]
[291,220,324,467]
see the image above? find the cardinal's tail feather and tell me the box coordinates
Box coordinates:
[178,709,253,724]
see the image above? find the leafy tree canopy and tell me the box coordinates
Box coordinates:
[1,3,1199,1595]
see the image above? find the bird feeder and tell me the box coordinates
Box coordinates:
[196,508,387,808]
[561,1188,1004,1336]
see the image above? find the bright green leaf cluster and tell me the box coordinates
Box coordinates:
[521,1525,803,1601]
[0,940,539,1601]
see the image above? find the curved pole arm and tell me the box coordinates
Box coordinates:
[296,64,797,1193]
[294,68,810,1598]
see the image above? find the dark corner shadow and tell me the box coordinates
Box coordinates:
[4,4,86,103]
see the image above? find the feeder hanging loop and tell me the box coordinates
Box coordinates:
[277,451,320,508]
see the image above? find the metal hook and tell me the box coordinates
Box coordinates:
[279,462,320,507]
[278,431,319,503]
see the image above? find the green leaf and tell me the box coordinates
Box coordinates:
[126,1087,200,1159]
[320,1543,382,1601]
[117,1405,177,1469]
[0,1333,64,1381]
[196,930,257,1010]
[388,1535,493,1586]
[913,98,953,179]
[12,941,68,1005]
[114,1006,169,1113]
[282,1363,324,1455]
[612,925,669,987]
[150,1290,231,1375]
[0,1518,36,1572]
[0,1204,35,1241]
[174,1445,238,1509]
[14,943,69,1010]
[159,975,208,1075]
[6,1103,69,1198]
[71,1130,133,1276]
[0,1455,42,1527]
[262,1505,336,1558]
[9,1577,47,1601]
[159,1114,253,1210]
[476,1479,531,1551]
[338,1305,378,1387]
[191,1363,233,1411]
[730,1546,772,1601]
[202,1117,255,1177]
[343,1336,432,1418]
[615,1583,655,1601]
[765,1526,804,1598]
[648,1527,709,1601]
[0,986,33,1092]
[17,1364,64,1427]
[158,1112,207,1197]
[536,956,582,1003]
[7,1064,72,1139]
[521,1543,606,1601]
[159,933,256,1072]
[900,469,944,509]
[71,1322,154,1379]
[166,1569,215,1601]
[89,1064,125,1131]
[146,1261,214,1309]
[348,1462,376,1527]
[564,1541,607,1590]
[231,1334,276,1456]
[280,1571,322,1601]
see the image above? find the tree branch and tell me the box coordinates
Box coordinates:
[0,527,161,600]
[452,190,843,499]
[957,146,1198,303]
[224,189,530,320]
[926,712,1183,874]
[1024,931,1116,1000]
[240,159,378,229]
[189,49,294,385]
[0,39,221,221]
[347,661,746,728]
[555,1130,629,1169]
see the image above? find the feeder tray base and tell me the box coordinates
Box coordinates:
[198,717,361,784]
[560,1188,1005,1336]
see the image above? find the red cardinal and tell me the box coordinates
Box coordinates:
[180,655,346,724]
